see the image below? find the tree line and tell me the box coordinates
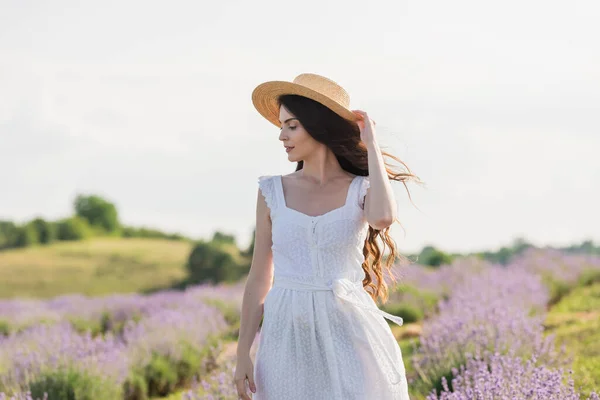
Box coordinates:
[0,194,188,251]
[2,193,598,288]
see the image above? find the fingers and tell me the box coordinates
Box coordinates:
[351,110,376,126]
[352,110,365,119]
[235,378,253,400]
[248,375,257,393]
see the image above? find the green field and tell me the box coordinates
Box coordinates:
[544,282,600,398]
[0,238,193,299]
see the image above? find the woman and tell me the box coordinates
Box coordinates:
[235,73,422,399]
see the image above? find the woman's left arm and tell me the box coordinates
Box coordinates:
[353,110,397,230]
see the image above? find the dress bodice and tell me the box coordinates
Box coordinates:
[258,174,371,283]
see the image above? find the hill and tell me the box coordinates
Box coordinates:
[0,237,193,299]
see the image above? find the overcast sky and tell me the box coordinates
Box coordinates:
[1,0,598,254]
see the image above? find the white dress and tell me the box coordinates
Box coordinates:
[253,174,410,400]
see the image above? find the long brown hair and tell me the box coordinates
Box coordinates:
[278,94,424,305]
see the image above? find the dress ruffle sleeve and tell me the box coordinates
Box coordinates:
[258,175,277,213]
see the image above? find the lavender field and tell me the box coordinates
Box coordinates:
[1,247,599,399]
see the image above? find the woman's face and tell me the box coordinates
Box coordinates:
[278,105,319,161]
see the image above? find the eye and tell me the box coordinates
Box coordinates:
[289,126,297,130]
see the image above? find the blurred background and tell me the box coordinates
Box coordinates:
[1,1,599,399]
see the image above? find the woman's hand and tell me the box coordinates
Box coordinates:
[352,109,377,144]
[234,353,256,399]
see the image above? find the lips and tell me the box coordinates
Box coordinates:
[285,146,294,153]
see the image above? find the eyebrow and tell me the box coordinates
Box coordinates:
[279,117,298,125]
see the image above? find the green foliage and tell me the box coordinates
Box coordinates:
[545,282,600,398]
[144,354,179,397]
[68,317,104,337]
[126,339,219,399]
[186,239,247,284]
[418,245,453,267]
[542,274,572,306]
[404,284,440,313]
[212,231,236,245]
[384,283,441,324]
[0,220,18,249]
[562,239,600,256]
[13,223,39,247]
[121,226,187,241]
[382,303,424,323]
[241,228,256,259]
[69,311,142,337]
[471,237,535,265]
[29,367,122,400]
[6,218,58,248]
[123,371,148,400]
[30,217,58,244]
[577,268,600,287]
[174,343,205,388]
[552,282,600,314]
[0,319,10,336]
[0,195,188,251]
[56,216,92,241]
[74,194,120,233]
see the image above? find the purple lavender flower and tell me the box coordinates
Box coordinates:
[0,322,130,390]
[427,351,599,400]
[509,247,600,285]
[411,265,565,384]
[122,300,228,367]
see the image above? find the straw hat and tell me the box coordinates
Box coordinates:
[251,73,360,128]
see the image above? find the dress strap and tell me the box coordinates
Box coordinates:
[273,175,286,208]
[344,174,360,206]
[357,176,370,209]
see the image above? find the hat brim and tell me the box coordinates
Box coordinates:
[251,81,359,128]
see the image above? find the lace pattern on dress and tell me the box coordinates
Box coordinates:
[258,175,277,213]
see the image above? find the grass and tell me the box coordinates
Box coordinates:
[0,237,194,299]
[544,282,600,398]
